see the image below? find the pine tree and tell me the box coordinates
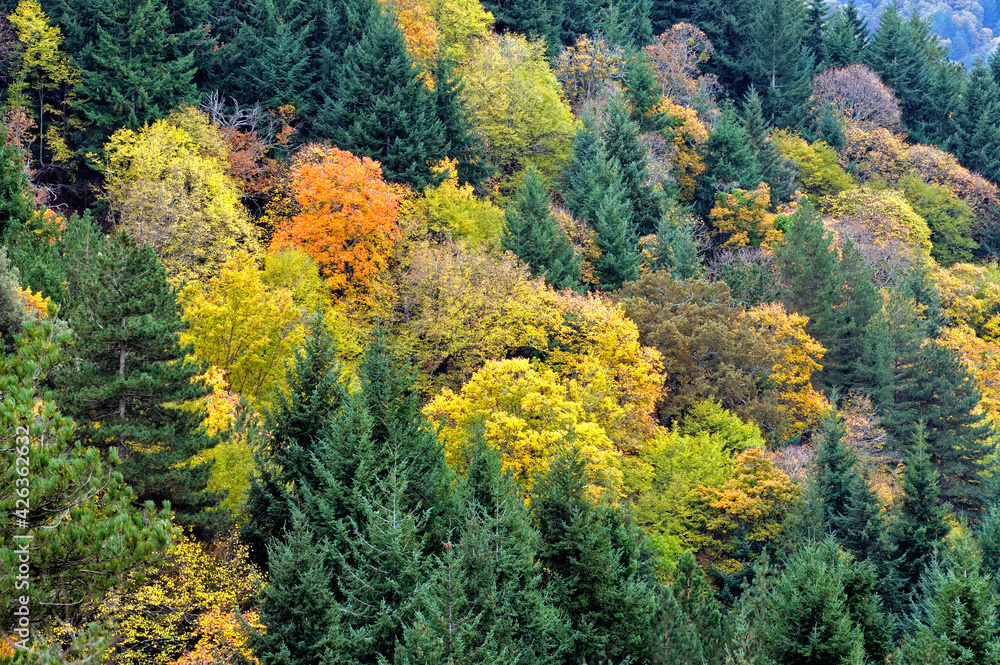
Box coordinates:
[73,0,199,136]
[252,518,344,665]
[0,317,173,632]
[503,165,581,290]
[948,58,1000,186]
[865,2,928,132]
[532,449,658,664]
[600,91,662,235]
[322,5,448,189]
[895,430,950,594]
[887,339,993,514]
[593,161,641,289]
[650,551,724,665]
[53,224,221,533]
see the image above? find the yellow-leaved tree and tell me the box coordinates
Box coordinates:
[710,183,782,250]
[178,250,306,408]
[416,159,505,245]
[102,109,258,280]
[425,358,624,493]
[743,303,827,440]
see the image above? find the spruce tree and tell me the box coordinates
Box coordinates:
[53,224,220,533]
[824,0,867,66]
[813,409,858,526]
[742,86,798,205]
[948,58,1000,186]
[803,0,828,63]
[691,0,757,93]
[593,162,641,289]
[323,5,447,189]
[826,238,880,390]
[532,449,658,664]
[646,200,702,279]
[649,0,690,36]
[627,55,671,133]
[650,551,724,665]
[503,165,581,290]
[915,60,965,149]
[487,0,562,55]
[887,339,993,514]
[600,91,662,235]
[979,502,1000,593]
[895,430,950,594]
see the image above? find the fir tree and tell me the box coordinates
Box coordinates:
[53,224,220,533]
[813,409,858,526]
[73,0,199,136]
[593,161,641,289]
[865,2,928,131]
[887,339,993,514]
[252,518,344,665]
[904,532,1000,665]
[914,60,965,149]
[503,165,581,290]
[742,86,798,205]
[220,0,317,116]
[694,101,761,218]
[649,0,690,36]
[600,91,662,235]
[749,0,813,128]
[532,449,658,664]
[561,111,604,223]
[979,502,1000,593]
[323,5,448,189]
[948,58,1000,186]
[803,0,828,62]
[895,430,950,594]
[488,0,562,55]
[691,0,757,93]
[627,54,671,133]
[826,238,880,390]
[824,0,867,66]
[646,200,702,279]
[650,551,724,665]
[431,55,492,188]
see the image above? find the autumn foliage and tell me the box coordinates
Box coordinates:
[270,144,402,294]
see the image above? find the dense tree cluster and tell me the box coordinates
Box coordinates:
[8,0,1000,662]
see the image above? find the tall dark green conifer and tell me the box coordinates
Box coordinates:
[52,223,220,532]
[948,59,1000,186]
[532,450,658,664]
[650,551,724,665]
[803,0,828,62]
[431,55,492,187]
[503,166,581,290]
[824,0,867,66]
[749,0,813,128]
[0,136,33,237]
[742,86,798,205]
[593,162,641,289]
[600,92,662,235]
[865,2,928,132]
[561,112,604,223]
[322,5,447,189]
[694,102,761,217]
[691,0,756,93]
[895,431,950,594]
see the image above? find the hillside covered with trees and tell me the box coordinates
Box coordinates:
[6,0,1000,662]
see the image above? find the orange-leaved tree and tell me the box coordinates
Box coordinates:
[270,144,402,294]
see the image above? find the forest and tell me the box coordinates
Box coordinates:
[5,0,1000,662]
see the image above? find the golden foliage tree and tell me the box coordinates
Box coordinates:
[643,23,720,109]
[710,182,782,250]
[744,303,827,440]
[102,110,258,280]
[270,143,402,295]
[552,34,627,111]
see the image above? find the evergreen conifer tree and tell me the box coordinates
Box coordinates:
[948,58,1000,186]
[749,0,813,128]
[73,0,199,136]
[561,111,604,223]
[895,430,950,594]
[627,55,671,133]
[323,5,447,188]
[694,101,761,217]
[887,339,993,514]
[532,449,658,664]
[600,91,662,235]
[804,0,828,62]
[503,165,581,290]
[691,0,757,93]
[904,532,1000,664]
[979,502,1000,593]
[916,60,965,149]
[53,224,220,533]
[824,0,867,66]
[649,0,690,36]
[488,0,562,55]
[646,201,702,279]
[431,55,492,187]
[813,409,858,526]
[650,551,724,665]
[0,136,33,237]
[593,162,641,289]
[865,2,928,131]
[742,86,798,205]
